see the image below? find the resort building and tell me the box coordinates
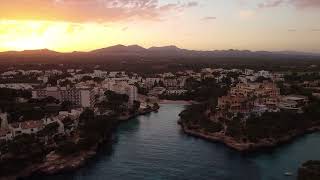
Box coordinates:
[32,87,97,108]
[103,81,138,106]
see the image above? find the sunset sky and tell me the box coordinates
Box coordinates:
[0,0,320,52]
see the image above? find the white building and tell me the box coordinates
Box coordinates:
[10,120,44,137]
[244,69,254,76]
[1,71,19,76]
[32,87,97,108]
[201,68,214,73]
[145,78,161,89]
[103,81,138,105]
[257,70,271,78]
[163,78,178,88]
[37,76,49,83]
[0,113,8,129]
[166,89,187,95]
[148,87,166,97]
[0,83,34,90]
[0,129,13,141]
[93,70,108,78]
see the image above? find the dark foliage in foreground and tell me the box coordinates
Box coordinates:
[298,160,320,180]
[160,78,229,102]
[180,99,320,143]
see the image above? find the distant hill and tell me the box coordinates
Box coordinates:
[91,45,147,54]
[90,45,320,58]
[0,49,59,56]
[0,44,319,63]
[149,45,183,52]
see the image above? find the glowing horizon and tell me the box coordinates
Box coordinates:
[0,0,320,53]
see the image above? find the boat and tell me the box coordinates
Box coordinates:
[284,172,293,176]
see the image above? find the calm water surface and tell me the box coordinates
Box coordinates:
[40,104,320,180]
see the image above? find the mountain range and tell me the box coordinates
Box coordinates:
[0,45,319,63]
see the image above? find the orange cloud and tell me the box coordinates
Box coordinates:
[0,0,198,22]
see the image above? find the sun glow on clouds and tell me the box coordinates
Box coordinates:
[0,0,198,52]
[0,1,319,52]
[0,20,129,52]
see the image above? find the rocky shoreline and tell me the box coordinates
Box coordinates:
[159,100,194,105]
[179,121,320,152]
[1,142,101,180]
[6,147,97,180]
[2,107,160,180]
[118,106,159,122]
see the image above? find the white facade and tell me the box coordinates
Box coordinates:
[32,87,97,108]
[10,120,44,137]
[245,69,254,76]
[0,129,13,141]
[0,83,34,90]
[145,78,161,89]
[93,70,108,78]
[257,70,271,78]
[104,81,138,105]
[80,89,91,107]
[0,113,8,129]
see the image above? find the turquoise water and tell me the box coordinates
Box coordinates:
[38,104,320,180]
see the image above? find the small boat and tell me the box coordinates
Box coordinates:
[284,172,293,176]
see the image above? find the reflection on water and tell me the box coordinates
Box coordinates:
[32,104,320,180]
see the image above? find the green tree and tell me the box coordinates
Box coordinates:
[38,122,59,137]
[60,101,73,111]
[298,160,320,180]
[130,100,141,114]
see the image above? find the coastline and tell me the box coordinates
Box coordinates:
[159,99,194,105]
[5,146,99,180]
[118,106,160,122]
[179,121,320,152]
[3,107,160,180]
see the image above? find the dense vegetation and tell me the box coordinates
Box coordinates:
[1,53,320,74]
[0,134,46,176]
[0,75,41,84]
[0,88,61,122]
[160,77,229,102]
[277,82,316,97]
[285,72,320,83]
[298,160,320,180]
[180,99,320,143]
[97,90,129,113]
[0,88,31,101]
[0,108,116,176]
[60,108,116,154]
[179,103,223,133]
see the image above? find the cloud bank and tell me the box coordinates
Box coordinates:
[201,16,216,21]
[0,0,198,22]
[259,0,320,9]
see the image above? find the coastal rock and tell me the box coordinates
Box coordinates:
[298,160,320,180]
[181,123,320,152]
